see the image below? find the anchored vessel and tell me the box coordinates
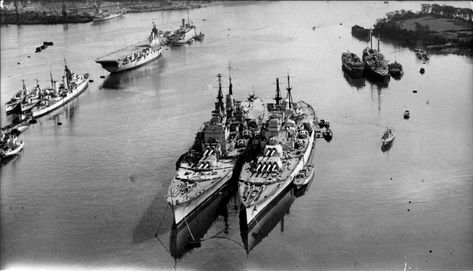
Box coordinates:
[30,64,89,119]
[388,61,404,78]
[95,23,163,73]
[363,36,389,81]
[341,51,364,78]
[167,18,201,46]
[239,76,317,228]
[382,128,395,145]
[167,74,265,227]
[4,81,29,115]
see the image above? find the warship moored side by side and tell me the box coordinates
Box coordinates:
[95,23,163,73]
[167,74,265,227]
[30,64,89,119]
[239,76,317,228]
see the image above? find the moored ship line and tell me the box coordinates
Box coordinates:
[239,75,317,228]
[342,51,364,78]
[95,23,163,73]
[167,72,265,227]
[362,34,389,81]
[30,64,89,119]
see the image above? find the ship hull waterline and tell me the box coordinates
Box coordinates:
[96,47,163,73]
[241,127,315,228]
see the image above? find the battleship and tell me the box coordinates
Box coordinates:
[239,75,317,228]
[95,23,163,73]
[362,36,389,81]
[30,64,89,119]
[341,51,364,78]
[167,73,265,227]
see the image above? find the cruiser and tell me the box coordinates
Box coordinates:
[95,23,163,73]
[30,64,89,119]
[239,76,317,228]
[167,74,265,227]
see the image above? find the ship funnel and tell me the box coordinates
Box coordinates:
[63,76,68,90]
[182,19,185,27]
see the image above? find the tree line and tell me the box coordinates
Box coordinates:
[420,3,473,22]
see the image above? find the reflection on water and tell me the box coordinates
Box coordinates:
[381,140,394,153]
[240,185,296,253]
[169,182,236,259]
[101,58,166,90]
[342,72,365,89]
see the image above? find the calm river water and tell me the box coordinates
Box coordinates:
[1,1,472,270]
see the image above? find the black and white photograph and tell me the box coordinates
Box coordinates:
[1,0,472,270]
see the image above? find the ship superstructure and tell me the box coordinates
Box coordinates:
[239,76,317,228]
[167,73,265,227]
[95,23,163,73]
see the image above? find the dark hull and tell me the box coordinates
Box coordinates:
[364,66,390,82]
[342,64,364,78]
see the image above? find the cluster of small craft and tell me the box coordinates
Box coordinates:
[343,26,433,150]
[1,19,204,160]
[166,73,332,230]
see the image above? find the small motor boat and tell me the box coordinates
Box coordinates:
[403,110,410,119]
[381,128,395,145]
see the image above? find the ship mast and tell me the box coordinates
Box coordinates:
[215,73,225,116]
[274,78,282,105]
[286,75,293,109]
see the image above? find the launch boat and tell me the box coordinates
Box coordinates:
[239,76,317,228]
[167,74,265,227]
[95,23,163,73]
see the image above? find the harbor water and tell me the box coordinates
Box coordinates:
[1,1,472,270]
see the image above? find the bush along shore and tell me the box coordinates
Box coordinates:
[372,3,473,56]
[0,0,208,25]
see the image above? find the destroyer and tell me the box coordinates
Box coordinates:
[239,76,317,228]
[95,23,163,73]
[30,63,89,119]
[167,74,265,227]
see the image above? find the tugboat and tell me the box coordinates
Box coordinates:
[239,75,317,228]
[341,51,364,78]
[363,35,389,81]
[381,128,395,145]
[167,73,265,227]
[30,62,89,119]
[388,60,404,78]
[95,23,163,73]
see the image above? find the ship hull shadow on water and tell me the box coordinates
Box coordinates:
[169,180,236,259]
[239,183,296,253]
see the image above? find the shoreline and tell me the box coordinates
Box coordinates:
[0,1,209,25]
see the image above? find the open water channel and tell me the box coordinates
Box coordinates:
[1,1,472,270]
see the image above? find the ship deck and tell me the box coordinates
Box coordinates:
[95,41,151,62]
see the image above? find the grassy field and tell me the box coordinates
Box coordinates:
[397,16,473,40]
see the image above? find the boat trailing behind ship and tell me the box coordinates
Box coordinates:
[95,23,163,73]
[167,73,265,227]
